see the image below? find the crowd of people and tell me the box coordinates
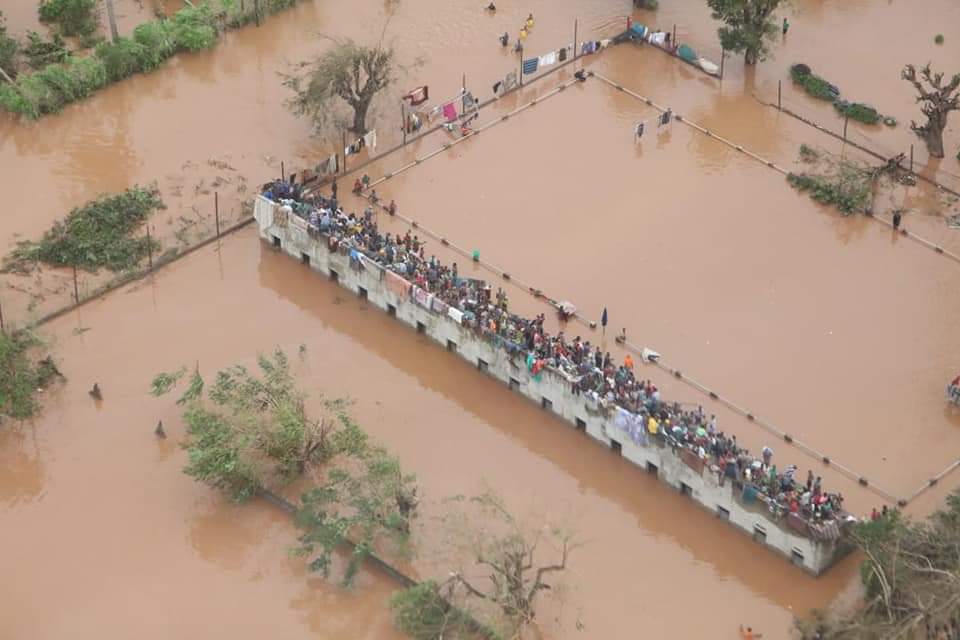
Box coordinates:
[261,178,847,529]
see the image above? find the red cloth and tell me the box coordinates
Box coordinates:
[404,86,429,105]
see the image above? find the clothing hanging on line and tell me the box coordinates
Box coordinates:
[362,129,377,151]
[442,102,458,122]
[538,51,557,66]
[558,47,567,62]
[404,86,429,105]
[503,71,518,91]
[522,57,538,74]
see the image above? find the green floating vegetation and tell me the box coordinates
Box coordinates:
[787,158,874,216]
[935,34,945,45]
[4,186,164,273]
[790,64,839,101]
[833,99,881,125]
[0,331,61,420]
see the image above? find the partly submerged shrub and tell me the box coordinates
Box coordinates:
[96,37,148,82]
[38,0,98,36]
[23,31,69,70]
[833,100,881,125]
[4,186,164,272]
[0,331,62,420]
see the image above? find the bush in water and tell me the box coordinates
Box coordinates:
[38,0,99,37]
[4,186,163,272]
[0,331,62,421]
[1,3,219,118]
[833,100,881,125]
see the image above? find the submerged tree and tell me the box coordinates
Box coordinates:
[0,11,18,81]
[0,331,62,421]
[796,492,960,639]
[284,37,397,135]
[151,348,355,501]
[293,438,419,585]
[902,63,960,159]
[392,490,579,638]
[706,0,784,65]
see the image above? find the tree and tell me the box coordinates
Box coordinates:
[284,37,397,135]
[0,11,18,81]
[706,0,784,65]
[38,0,99,37]
[0,330,61,421]
[151,348,354,501]
[293,439,419,585]
[902,64,960,159]
[796,492,960,639]
[392,490,579,639]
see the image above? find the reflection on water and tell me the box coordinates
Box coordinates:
[0,426,46,508]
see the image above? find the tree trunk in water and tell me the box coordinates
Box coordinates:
[744,47,757,65]
[925,114,946,158]
[104,0,120,42]
[352,100,370,134]
[925,128,945,158]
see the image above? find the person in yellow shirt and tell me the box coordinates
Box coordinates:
[519,26,528,40]
[526,13,534,28]
[647,415,658,434]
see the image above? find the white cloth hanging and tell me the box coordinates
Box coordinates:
[363,129,377,151]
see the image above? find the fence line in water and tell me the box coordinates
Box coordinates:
[591,73,960,266]
[348,80,906,507]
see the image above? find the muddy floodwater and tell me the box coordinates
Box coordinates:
[1,0,959,638]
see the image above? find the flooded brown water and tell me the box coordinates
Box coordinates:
[1,232,858,639]
[2,0,960,637]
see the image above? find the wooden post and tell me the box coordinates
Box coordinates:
[72,265,79,304]
[910,144,914,172]
[519,47,524,87]
[777,80,782,110]
[843,115,849,143]
[215,191,221,238]
[574,19,578,59]
[281,161,285,182]
[401,102,407,144]
[146,225,153,270]
[0,298,5,334]
[719,47,725,79]
[672,24,677,46]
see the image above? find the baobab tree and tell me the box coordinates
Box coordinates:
[285,38,397,135]
[902,63,960,159]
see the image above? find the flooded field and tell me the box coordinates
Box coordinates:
[2,0,959,637]
[0,233,862,639]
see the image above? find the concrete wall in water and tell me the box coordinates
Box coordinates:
[254,196,843,576]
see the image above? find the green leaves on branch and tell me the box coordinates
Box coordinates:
[4,186,164,273]
[293,440,419,585]
[707,0,784,65]
[787,147,876,215]
[0,3,218,118]
[153,348,420,586]
[38,0,98,37]
[0,331,61,421]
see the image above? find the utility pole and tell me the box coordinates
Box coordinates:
[104,0,120,42]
